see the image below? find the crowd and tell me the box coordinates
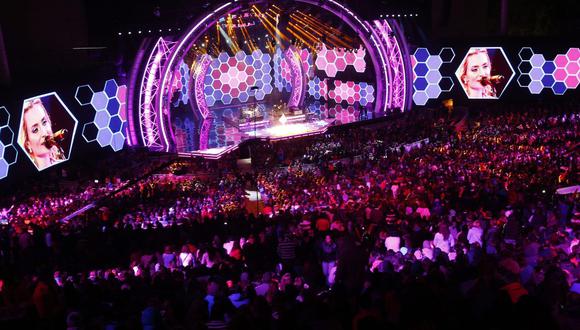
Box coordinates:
[0,102,578,329]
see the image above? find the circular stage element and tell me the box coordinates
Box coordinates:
[133,0,411,154]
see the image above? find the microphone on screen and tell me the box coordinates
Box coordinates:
[43,129,68,148]
[480,75,504,85]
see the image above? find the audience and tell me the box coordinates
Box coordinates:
[0,102,578,329]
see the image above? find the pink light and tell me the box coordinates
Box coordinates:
[554,68,567,81]
[554,54,568,68]
[566,48,580,62]
[565,61,579,76]
[564,75,579,89]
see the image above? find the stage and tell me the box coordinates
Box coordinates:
[176,104,342,159]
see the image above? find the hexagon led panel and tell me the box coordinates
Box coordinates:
[307,76,328,100]
[0,106,18,179]
[327,105,359,125]
[75,79,128,151]
[172,60,191,106]
[517,47,580,94]
[411,48,455,105]
[327,81,375,106]
[315,44,366,77]
[204,50,273,106]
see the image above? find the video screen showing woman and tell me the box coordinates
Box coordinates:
[456,47,512,99]
[18,94,76,171]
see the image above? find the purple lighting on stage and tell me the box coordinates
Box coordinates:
[285,47,304,109]
[194,55,212,119]
[158,2,236,152]
[139,37,174,149]
[373,20,407,110]
[140,0,410,157]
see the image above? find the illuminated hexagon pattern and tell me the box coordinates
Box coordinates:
[173,117,197,152]
[411,48,455,105]
[172,60,191,106]
[280,56,293,92]
[307,76,328,100]
[315,44,366,77]
[517,47,580,94]
[0,106,17,179]
[272,47,313,94]
[204,50,273,106]
[208,107,249,148]
[274,47,284,92]
[76,79,128,151]
[327,105,359,125]
[299,49,314,78]
[327,81,375,106]
[307,102,329,119]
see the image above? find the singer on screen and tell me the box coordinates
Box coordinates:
[18,98,66,170]
[458,48,497,99]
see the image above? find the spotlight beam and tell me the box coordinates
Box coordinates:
[252,6,290,43]
[286,27,314,50]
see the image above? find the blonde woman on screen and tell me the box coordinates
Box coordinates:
[459,48,497,98]
[19,98,65,170]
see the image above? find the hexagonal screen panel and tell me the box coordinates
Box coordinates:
[204,50,273,106]
[0,106,18,180]
[327,81,375,106]
[18,93,78,171]
[75,79,128,152]
[411,48,455,106]
[315,44,366,77]
[517,47,580,95]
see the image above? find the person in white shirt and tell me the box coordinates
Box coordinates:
[433,223,455,254]
[467,220,483,246]
[385,236,401,252]
[178,245,194,268]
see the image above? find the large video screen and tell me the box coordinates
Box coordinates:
[455,47,514,99]
[412,46,579,106]
[17,93,77,171]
